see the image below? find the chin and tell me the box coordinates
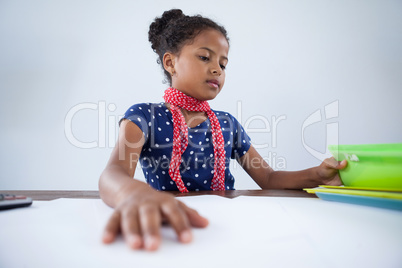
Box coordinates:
[204,87,222,100]
[201,92,220,101]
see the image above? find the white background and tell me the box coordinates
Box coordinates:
[1,0,401,190]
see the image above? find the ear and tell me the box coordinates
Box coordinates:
[163,52,176,75]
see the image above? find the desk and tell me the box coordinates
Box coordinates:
[1,190,401,268]
[3,189,315,200]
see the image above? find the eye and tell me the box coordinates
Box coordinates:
[199,56,209,61]
[220,64,226,70]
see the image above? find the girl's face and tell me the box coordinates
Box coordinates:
[169,29,229,101]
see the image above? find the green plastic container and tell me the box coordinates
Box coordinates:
[328,143,402,190]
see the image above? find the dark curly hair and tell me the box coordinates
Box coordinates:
[148,9,229,85]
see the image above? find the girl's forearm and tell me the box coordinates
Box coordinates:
[264,168,321,189]
[99,165,150,208]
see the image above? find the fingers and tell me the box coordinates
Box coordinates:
[323,157,338,168]
[324,157,347,169]
[179,202,209,228]
[121,208,142,249]
[102,195,205,251]
[107,204,163,251]
[338,159,348,169]
[138,204,162,251]
[102,210,121,244]
[161,200,193,244]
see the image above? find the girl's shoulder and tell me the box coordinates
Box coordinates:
[121,102,169,128]
[123,102,170,119]
[125,102,167,114]
[211,109,241,125]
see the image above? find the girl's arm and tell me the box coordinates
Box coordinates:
[237,145,347,189]
[99,119,208,251]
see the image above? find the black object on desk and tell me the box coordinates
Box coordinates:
[0,193,33,210]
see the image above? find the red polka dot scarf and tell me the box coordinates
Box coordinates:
[163,87,226,192]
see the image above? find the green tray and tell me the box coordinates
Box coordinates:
[328,143,402,190]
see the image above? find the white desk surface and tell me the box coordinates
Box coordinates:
[1,195,401,268]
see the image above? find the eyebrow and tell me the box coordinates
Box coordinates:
[199,47,228,61]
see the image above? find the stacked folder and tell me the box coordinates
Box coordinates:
[304,186,402,211]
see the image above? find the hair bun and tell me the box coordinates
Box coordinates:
[149,9,185,52]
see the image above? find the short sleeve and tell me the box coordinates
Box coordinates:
[228,115,252,159]
[120,103,151,138]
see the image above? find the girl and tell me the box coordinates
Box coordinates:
[99,9,347,251]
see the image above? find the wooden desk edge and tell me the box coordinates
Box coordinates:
[2,190,316,201]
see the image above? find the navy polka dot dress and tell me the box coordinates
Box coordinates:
[122,103,251,191]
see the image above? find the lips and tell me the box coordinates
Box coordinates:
[207,79,220,89]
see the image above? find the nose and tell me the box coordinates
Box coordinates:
[210,63,222,76]
[212,69,221,76]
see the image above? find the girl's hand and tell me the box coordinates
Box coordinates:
[316,157,348,186]
[101,187,209,251]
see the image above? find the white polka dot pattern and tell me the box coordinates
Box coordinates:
[164,87,226,192]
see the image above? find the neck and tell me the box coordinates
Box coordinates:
[165,103,207,128]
